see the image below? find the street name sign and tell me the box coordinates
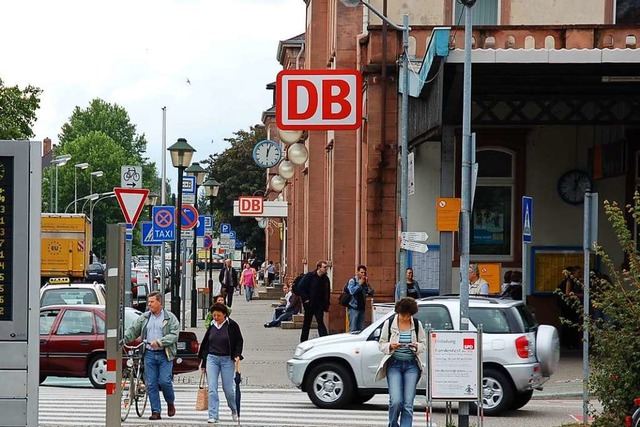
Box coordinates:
[114,187,149,226]
[400,231,429,242]
[400,240,428,253]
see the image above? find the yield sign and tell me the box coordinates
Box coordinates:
[114,187,149,226]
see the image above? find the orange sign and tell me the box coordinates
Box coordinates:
[436,198,461,232]
[478,263,502,294]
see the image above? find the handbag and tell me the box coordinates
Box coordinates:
[195,372,208,411]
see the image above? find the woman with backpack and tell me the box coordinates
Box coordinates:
[375,297,426,427]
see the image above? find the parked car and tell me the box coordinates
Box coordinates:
[286,295,560,416]
[87,263,105,283]
[39,305,200,388]
[40,279,106,307]
[196,253,225,271]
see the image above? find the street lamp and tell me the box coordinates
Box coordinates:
[90,170,104,221]
[88,191,117,262]
[65,193,99,213]
[340,0,411,297]
[74,162,89,213]
[185,161,207,327]
[167,137,196,320]
[52,154,72,213]
[203,177,220,305]
[145,192,159,291]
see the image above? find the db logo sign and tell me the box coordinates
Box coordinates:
[463,338,475,350]
[238,196,263,215]
[276,69,362,130]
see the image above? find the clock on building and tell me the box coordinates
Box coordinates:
[252,140,282,168]
[557,169,592,205]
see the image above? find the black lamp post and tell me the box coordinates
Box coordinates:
[203,177,220,305]
[185,161,206,327]
[167,138,195,320]
[145,192,159,290]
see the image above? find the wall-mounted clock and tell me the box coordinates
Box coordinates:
[252,140,282,168]
[557,169,592,205]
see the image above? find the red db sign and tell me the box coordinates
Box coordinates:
[238,196,264,215]
[276,69,362,130]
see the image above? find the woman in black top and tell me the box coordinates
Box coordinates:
[198,303,244,424]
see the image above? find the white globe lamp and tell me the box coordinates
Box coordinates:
[278,129,303,145]
[270,174,287,192]
[278,160,295,180]
[288,143,308,165]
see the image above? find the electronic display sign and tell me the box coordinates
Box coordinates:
[0,157,13,321]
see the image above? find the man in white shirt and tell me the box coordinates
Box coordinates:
[468,263,490,295]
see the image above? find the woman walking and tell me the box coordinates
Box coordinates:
[241,262,257,302]
[376,297,426,427]
[199,303,244,424]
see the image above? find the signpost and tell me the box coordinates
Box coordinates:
[522,196,533,303]
[182,175,196,204]
[180,204,199,230]
[120,165,142,189]
[152,206,176,241]
[399,231,429,254]
[114,188,149,226]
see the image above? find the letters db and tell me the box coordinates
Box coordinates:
[276,69,362,130]
[238,196,264,215]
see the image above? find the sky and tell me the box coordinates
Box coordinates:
[1,0,305,191]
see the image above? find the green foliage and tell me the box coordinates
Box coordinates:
[202,126,267,258]
[558,194,640,426]
[0,78,42,139]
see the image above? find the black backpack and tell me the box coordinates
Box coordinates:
[338,281,352,307]
[291,273,305,296]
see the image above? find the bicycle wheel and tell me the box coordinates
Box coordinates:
[135,376,148,417]
[120,369,134,422]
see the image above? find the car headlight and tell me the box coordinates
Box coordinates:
[294,342,315,358]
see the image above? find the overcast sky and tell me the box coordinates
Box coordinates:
[2,0,305,190]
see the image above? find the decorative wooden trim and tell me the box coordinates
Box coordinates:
[501,0,511,25]
[604,0,614,24]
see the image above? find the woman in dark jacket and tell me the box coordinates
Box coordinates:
[198,303,244,424]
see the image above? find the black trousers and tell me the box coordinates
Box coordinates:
[300,305,328,342]
[225,286,234,307]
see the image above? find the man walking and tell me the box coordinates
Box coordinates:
[298,260,331,342]
[346,265,374,332]
[123,291,179,421]
[218,259,238,307]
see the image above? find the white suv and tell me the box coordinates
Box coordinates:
[287,296,560,416]
[40,279,106,307]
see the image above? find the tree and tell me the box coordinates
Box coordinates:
[0,78,42,139]
[202,126,267,258]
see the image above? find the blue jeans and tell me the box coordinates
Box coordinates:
[266,310,294,327]
[386,357,420,427]
[206,354,237,420]
[143,350,175,415]
[348,307,365,332]
[245,286,254,302]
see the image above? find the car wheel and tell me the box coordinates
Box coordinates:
[510,389,533,410]
[471,368,514,416]
[88,353,107,389]
[352,393,375,405]
[305,363,354,409]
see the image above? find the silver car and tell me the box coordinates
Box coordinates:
[287,296,559,416]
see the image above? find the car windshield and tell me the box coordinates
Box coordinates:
[41,289,98,306]
[88,264,103,272]
[469,307,511,333]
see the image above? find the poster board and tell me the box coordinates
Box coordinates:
[428,330,481,401]
[477,263,501,294]
[532,247,595,293]
[410,246,440,291]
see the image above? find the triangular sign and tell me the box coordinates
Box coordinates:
[114,187,149,226]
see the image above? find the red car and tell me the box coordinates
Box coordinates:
[40,305,200,388]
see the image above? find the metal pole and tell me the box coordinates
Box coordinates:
[74,167,78,214]
[181,239,187,330]
[149,207,154,291]
[160,107,167,296]
[172,171,184,319]
[49,168,54,213]
[582,191,591,426]
[398,14,410,299]
[191,185,199,327]
[459,3,474,427]
[208,195,214,305]
[55,164,59,213]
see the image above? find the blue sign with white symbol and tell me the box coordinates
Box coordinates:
[229,230,236,240]
[196,218,205,237]
[152,206,176,241]
[235,240,243,249]
[141,222,162,246]
[522,196,533,243]
[220,223,231,234]
[203,215,213,232]
[182,175,196,194]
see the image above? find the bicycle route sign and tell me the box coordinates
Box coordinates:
[121,165,142,189]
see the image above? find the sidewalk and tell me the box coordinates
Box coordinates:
[533,349,585,400]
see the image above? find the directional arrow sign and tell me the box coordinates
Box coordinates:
[400,231,429,242]
[114,187,149,226]
[400,240,428,253]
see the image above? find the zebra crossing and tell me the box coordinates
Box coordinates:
[39,384,428,426]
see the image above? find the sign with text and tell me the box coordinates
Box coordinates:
[276,69,362,130]
[429,330,480,401]
[436,198,461,232]
[233,200,287,217]
[238,196,264,215]
[478,263,502,294]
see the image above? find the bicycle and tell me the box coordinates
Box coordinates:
[121,341,148,421]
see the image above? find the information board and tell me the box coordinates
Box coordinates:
[0,157,13,321]
[428,330,481,401]
[410,247,440,291]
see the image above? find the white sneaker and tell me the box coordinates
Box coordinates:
[207,419,218,424]
[232,413,238,421]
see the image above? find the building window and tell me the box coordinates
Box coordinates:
[470,149,514,259]
[454,0,498,25]
[616,0,640,24]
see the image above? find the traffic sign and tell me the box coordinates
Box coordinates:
[196,218,205,237]
[203,215,213,233]
[203,234,213,250]
[229,230,236,240]
[114,188,149,226]
[141,222,162,246]
[220,223,231,234]
[400,240,428,253]
[522,196,533,243]
[400,231,428,242]
[121,165,142,189]
[181,204,199,230]
[152,206,175,241]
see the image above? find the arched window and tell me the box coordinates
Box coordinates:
[470,149,515,258]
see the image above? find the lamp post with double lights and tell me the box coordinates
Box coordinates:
[203,177,220,305]
[167,138,196,320]
[145,193,159,290]
[52,154,72,213]
[339,0,411,298]
[185,161,206,327]
[74,162,89,213]
[90,170,104,221]
[65,193,99,213]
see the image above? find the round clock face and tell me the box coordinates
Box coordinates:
[252,140,282,168]
[557,169,591,205]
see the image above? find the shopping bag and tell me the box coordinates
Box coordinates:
[195,372,208,411]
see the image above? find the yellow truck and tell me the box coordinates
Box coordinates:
[41,214,92,285]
